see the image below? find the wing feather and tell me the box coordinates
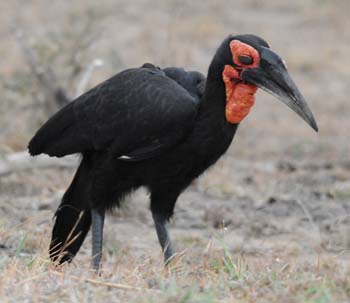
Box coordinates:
[28,67,199,159]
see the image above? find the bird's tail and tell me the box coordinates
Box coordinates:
[49,155,92,264]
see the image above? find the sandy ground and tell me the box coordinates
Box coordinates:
[0,0,349,302]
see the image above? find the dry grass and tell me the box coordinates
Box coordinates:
[1,202,350,303]
[1,222,349,303]
[0,160,347,303]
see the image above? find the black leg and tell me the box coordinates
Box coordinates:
[152,213,174,264]
[91,209,105,272]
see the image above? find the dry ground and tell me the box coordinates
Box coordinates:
[0,0,350,302]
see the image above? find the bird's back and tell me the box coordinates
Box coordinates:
[163,67,206,103]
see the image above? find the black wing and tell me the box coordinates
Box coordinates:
[28,65,199,159]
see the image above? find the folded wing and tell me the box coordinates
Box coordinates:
[28,67,199,159]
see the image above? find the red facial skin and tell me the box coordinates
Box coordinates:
[222,40,260,124]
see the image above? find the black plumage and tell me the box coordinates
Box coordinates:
[28,34,317,269]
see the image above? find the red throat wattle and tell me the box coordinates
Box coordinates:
[222,40,260,124]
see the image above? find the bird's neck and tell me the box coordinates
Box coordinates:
[199,59,231,127]
[191,61,239,157]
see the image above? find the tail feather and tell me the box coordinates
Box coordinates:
[50,156,92,264]
[50,206,91,264]
[28,102,89,157]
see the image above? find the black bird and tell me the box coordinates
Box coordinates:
[28,34,318,271]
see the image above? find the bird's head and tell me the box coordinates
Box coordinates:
[215,34,318,131]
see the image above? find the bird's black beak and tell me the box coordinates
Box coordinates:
[241,47,318,132]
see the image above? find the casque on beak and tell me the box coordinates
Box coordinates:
[241,47,318,132]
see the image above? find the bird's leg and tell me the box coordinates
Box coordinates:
[152,213,174,264]
[91,208,105,272]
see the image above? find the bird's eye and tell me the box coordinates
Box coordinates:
[238,55,253,65]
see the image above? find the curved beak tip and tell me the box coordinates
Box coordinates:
[307,116,318,132]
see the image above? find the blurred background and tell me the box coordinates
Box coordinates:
[0,0,349,301]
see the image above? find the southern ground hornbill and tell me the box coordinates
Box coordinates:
[28,34,318,271]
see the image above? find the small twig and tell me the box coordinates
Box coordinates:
[14,30,70,111]
[75,59,104,97]
[51,271,233,302]
[16,273,47,285]
[50,271,161,293]
[294,199,317,230]
[0,151,78,177]
[294,198,323,245]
